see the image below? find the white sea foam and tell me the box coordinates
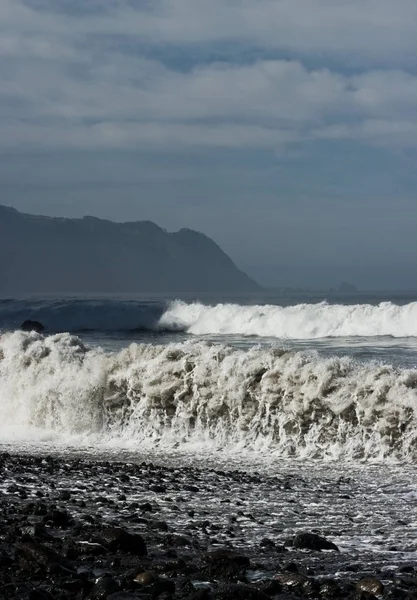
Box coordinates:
[1,331,417,462]
[160,300,417,338]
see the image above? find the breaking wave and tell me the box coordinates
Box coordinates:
[1,331,417,462]
[160,300,417,338]
[2,298,417,339]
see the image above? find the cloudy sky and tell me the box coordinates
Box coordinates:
[1,0,417,289]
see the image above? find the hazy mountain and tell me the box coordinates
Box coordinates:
[0,205,258,293]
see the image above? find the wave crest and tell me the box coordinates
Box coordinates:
[160,300,417,338]
[1,331,417,461]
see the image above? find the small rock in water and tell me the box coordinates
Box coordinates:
[291,532,339,552]
[20,319,45,333]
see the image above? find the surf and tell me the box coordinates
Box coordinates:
[1,331,416,462]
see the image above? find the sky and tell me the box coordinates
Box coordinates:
[1,0,417,289]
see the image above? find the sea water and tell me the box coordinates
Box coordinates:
[2,293,417,569]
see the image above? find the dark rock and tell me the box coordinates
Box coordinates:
[183,591,211,600]
[184,485,200,492]
[44,508,72,528]
[134,571,156,585]
[20,319,45,333]
[107,595,143,600]
[89,576,119,599]
[150,520,169,532]
[386,588,409,600]
[28,590,55,600]
[320,579,341,597]
[152,578,176,598]
[283,562,298,573]
[393,577,417,588]
[356,578,384,597]
[259,538,275,548]
[107,595,140,600]
[214,583,270,600]
[276,572,310,588]
[17,540,72,572]
[98,527,147,555]
[203,548,250,582]
[150,485,167,493]
[259,579,282,596]
[292,532,339,552]
[59,489,71,500]
[399,566,415,573]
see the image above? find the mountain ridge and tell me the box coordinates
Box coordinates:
[0,205,258,293]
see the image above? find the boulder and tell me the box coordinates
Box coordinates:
[20,320,45,333]
[97,527,147,556]
[203,548,250,582]
[356,577,384,597]
[291,532,339,552]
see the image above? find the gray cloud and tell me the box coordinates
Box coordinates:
[1,0,417,288]
[3,0,417,65]
[1,0,417,153]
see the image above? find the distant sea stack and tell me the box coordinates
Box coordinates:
[0,205,259,293]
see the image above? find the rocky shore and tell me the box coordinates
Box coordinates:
[0,451,416,599]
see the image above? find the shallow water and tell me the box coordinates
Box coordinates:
[2,444,417,582]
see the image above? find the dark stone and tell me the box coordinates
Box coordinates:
[320,579,341,597]
[259,579,282,596]
[107,595,142,600]
[28,590,55,600]
[203,548,250,582]
[183,591,211,600]
[150,485,167,493]
[356,578,384,597]
[88,576,119,599]
[44,508,72,528]
[259,538,275,548]
[184,485,199,492]
[214,583,270,600]
[393,577,417,588]
[98,527,147,555]
[291,532,339,552]
[276,572,310,588]
[399,566,415,573]
[152,578,176,597]
[150,520,169,531]
[17,540,72,571]
[20,320,45,333]
[134,571,156,585]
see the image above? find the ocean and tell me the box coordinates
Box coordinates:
[2,293,417,592]
[1,292,417,458]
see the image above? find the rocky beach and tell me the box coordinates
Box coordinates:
[1,451,417,600]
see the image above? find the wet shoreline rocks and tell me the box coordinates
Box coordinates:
[0,451,415,599]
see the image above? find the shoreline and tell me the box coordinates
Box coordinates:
[1,451,416,599]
